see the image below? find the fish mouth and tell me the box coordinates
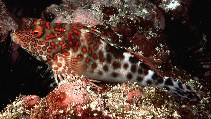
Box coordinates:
[10,32,23,45]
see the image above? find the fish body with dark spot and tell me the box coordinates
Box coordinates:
[11,19,200,102]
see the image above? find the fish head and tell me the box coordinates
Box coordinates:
[11,19,68,62]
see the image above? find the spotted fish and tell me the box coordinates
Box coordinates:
[11,19,200,101]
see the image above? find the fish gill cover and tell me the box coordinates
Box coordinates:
[0,0,211,118]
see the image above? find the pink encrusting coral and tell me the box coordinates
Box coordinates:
[29,78,104,118]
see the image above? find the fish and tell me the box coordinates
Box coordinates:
[11,19,200,102]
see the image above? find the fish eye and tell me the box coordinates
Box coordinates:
[32,26,43,38]
[33,30,39,35]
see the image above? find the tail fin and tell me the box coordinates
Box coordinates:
[138,70,200,102]
[164,77,200,101]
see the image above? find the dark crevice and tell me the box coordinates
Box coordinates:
[0,35,56,110]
